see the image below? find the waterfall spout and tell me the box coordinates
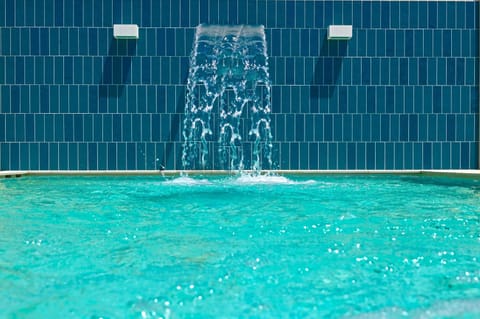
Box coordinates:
[182,24,274,172]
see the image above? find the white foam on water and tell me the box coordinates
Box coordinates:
[345,298,480,319]
[232,174,316,185]
[163,176,212,186]
[413,298,480,319]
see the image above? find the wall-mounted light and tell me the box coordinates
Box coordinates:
[327,25,352,40]
[113,24,139,40]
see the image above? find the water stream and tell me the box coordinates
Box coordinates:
[182,25,274,171]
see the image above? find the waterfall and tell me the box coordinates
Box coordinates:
[182,24,274,172]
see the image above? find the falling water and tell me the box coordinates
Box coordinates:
[182,24,273,171]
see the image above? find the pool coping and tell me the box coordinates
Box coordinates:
[1,170,480,178]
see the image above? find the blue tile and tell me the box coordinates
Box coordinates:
[399,1,409,28]
[17,86,28,114]
[96,142,106,170]
[7,143,20,170]
[78,143,88,170]
[15,57,25,84]
[126,142,136,169]
[83,114,92,142]
[426,1,437,28]
[14,114,25,141]
[4,0,14,26]
[374,143,384,169]
[0,114,4,142]
[107,143,117,170]
[387,4,399,27]
[436,114,446,141]
[370,114,380,141]
[314,115,323,141]
[465,2,475,28]
[367,1,379,28]
[430,143,441,169]
[289,143,299,170]
[88,143,97,169]
[401,143,412,169]
[198,0,208,24]
[461,30,470,56]
[470,31,478,57]
[460,142,469,169]
[365,142,374,169]
[361,1,371,28]
[10,28,20,55]
[309,143,318,170]
[451,86,461,114]
[28,143,40,170]
[416,2,427,28]
[451,143,460,169]
[412,142,421,169]
[442,30,451,57]
[9,85,20,114]
[355,142,365,169]
[377,1,389,28]
[5,114,15,141]
[122,114,131,141]
[456,115,465,142]
[362,115,371,141]
[73,114,83,142]
[362,59,370,84]
[450,31,461,59]
[345,142,355,169]
[469,142,477,169]
[327,143,337,170]
[285,1,295,28]
[1,28,10,55]
[414,86,423,113]
[461,86,471,114]
[335,142,344,170]
[63,114,73,142]
[42,114,53,142]
[445,2,456,29]
[356,30,366,56]
[48,143,58,170]
[456,58,465,86]
[432,30,442,57]
[103,114,112,142]
[132,114,142,142]
[437,2,447,28]
[38,143,48,170]
[411,2,420,28]
[333,114,342,141]
[446,114,456,141]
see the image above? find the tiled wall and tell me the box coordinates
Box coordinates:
[0,0,478,170]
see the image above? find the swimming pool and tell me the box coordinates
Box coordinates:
[1,174,479,318]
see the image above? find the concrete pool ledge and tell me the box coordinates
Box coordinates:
[1,170,480,178]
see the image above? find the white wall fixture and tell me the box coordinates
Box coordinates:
[113,24,139,39]
[327,25,352,40]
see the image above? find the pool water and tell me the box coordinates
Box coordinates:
[0,174,479,318]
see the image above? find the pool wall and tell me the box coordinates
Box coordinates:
[0,0,478,171]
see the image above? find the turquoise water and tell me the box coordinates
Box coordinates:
[0,174,479,318]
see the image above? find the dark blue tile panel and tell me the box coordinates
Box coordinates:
[0,1,478,171]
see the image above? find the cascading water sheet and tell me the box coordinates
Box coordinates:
[182,25,274,171]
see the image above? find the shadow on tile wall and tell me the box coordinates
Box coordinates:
[311,36,349,99]
[100,40,137,98]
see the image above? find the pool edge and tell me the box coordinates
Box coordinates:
[2,170,480,178]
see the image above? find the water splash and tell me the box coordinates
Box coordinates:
[182,25,274,172]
